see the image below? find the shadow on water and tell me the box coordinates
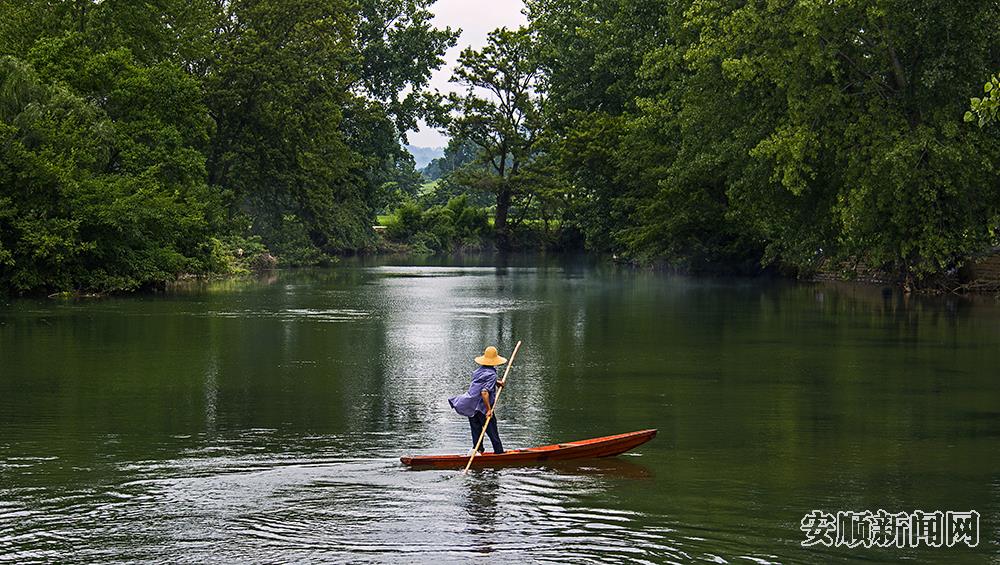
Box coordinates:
[543,456,653,479]
[461,471,503,555]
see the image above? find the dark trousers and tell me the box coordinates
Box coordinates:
[469,411,503,454]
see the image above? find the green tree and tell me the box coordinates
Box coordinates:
[684,0,1000,283]
[1,0,225,292]
[0,55,220,292]
[355,0,457,134]
[525,0,678,253]
[0,0,457,292]
[206,0,456,260]
[446,27,544,250]
[205,0,361,262]
[348,0,458,239]
[526,0,1000,283]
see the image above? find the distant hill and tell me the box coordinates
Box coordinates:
[405,145,445,169]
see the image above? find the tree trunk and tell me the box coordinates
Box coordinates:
[495,184,512,252]
[76,0,88,33]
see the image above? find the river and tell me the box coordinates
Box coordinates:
[1,255,997,563]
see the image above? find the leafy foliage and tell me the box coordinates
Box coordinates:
[204,0,363,259]
[5,0,1000,290]
[524,0,1000,283]
[383,195,490,253]
[0,55,220,292]
[0,0,455,293]
[445,27,544,250]
[967,74,1000,128]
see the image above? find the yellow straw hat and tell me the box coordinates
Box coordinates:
[475,346,507,366]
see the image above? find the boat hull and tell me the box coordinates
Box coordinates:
[400,429,657,469]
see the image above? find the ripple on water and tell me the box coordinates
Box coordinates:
[197,308,371,323]
[0,432,817,563]
[2,448,695,563]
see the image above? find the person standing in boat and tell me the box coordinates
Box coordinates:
[449,346,506,454]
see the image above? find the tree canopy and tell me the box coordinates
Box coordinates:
[4,0,1000,292]
[0,0,455,293]
[445,27,544,250]
[516,0,1000,284]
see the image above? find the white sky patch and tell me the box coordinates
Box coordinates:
[407,0,527,147]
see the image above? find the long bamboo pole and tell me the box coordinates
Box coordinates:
[462,340,522,474]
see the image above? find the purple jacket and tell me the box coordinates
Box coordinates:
[448,365,498,417]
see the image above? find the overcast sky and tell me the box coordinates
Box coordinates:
[407,0,527,148]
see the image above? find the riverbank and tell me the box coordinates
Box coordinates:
[810,251,1000,294]
[14,245,1000,299]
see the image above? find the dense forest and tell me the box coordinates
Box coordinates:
[2,0,1000,294]
[0,0,453,293]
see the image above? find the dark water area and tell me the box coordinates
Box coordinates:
[1,255,998,563]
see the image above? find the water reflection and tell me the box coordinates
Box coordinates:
[461,472,503,554]
[1,257,998,563]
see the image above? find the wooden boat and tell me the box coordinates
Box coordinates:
[400,429,657,469]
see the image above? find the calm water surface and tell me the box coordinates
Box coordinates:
[1,256,998,563]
